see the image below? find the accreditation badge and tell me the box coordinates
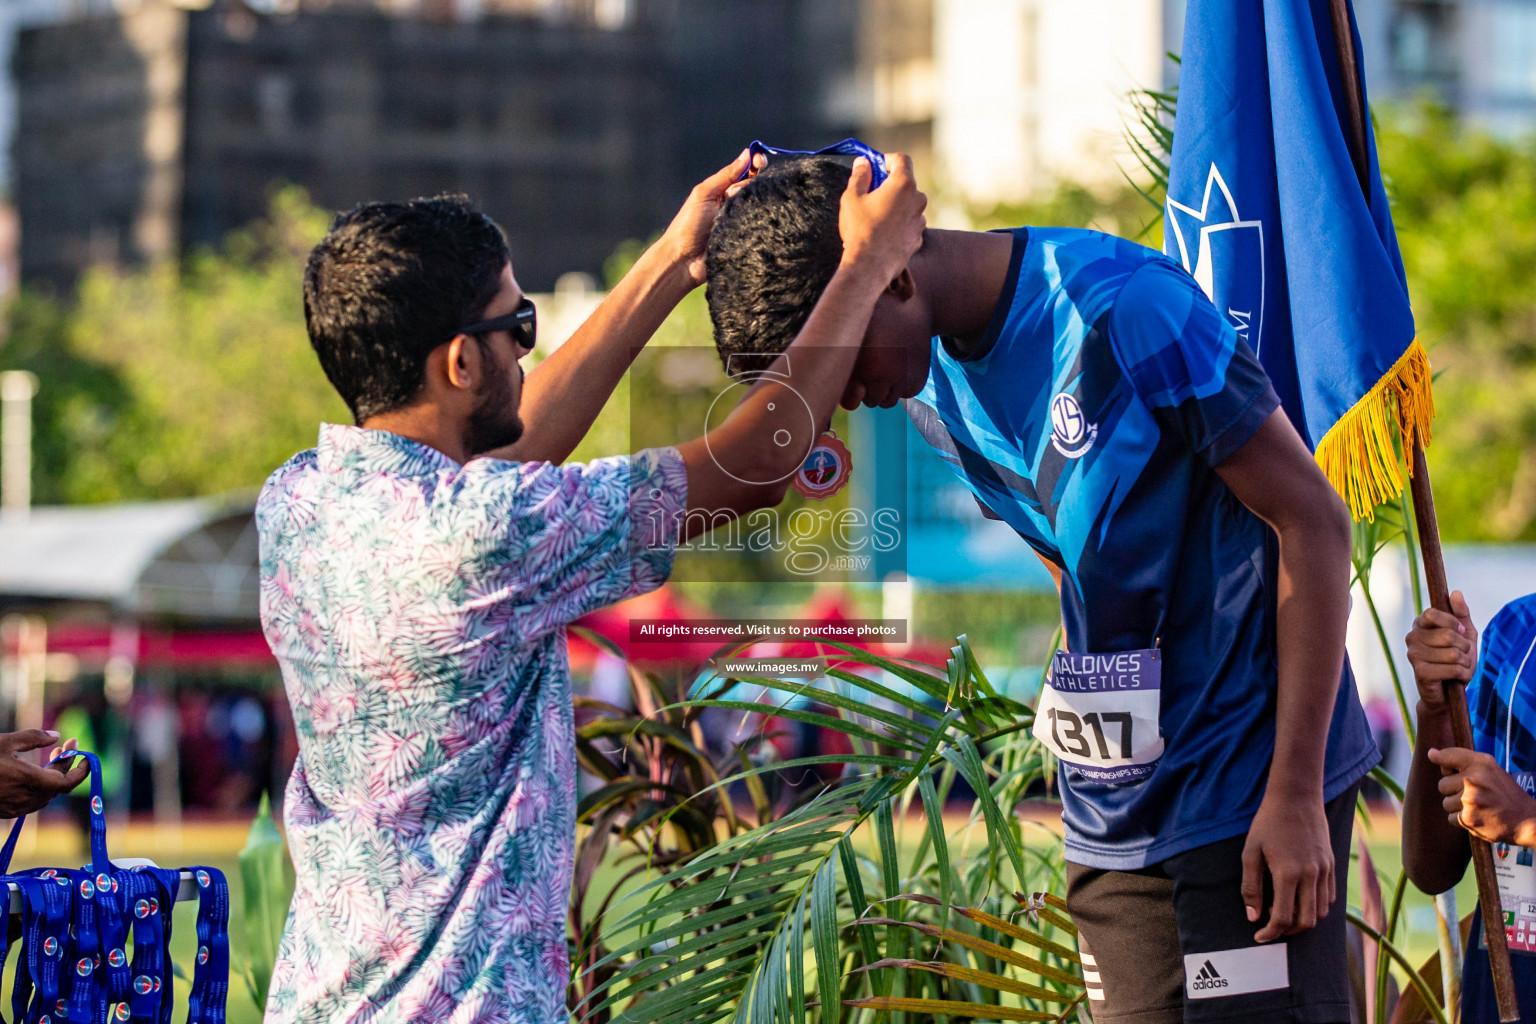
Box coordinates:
[1032,649,1164,783]
[1491,772,1536,956]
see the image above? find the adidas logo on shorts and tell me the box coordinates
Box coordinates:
[1191,960,1228,991]
[1183,945,1288,999]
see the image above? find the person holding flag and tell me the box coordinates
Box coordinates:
[702,0,1446,1016]
[1172,0,1522,1017]
[1403,589,1536,1022]
[708,155,1371,1024]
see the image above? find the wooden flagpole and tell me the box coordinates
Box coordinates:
[1325,1,1521,1018]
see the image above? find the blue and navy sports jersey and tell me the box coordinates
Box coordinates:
[1461,595,1536,1022]
[1467,595,1536,777]
[905,227,1379,870]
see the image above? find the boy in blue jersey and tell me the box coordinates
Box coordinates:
[1405,591,1536,1022]
[705,157,1379,1024]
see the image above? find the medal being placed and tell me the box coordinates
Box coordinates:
[792,430,852,500]
[1032,648,1165,783]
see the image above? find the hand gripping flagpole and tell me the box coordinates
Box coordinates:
[1325,1,1521,1018]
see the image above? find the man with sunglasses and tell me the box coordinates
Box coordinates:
[256,152,926,1024]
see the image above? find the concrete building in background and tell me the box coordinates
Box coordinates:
[829,0,1180,210]
[1355,0,1536,136]
[856,0,1536,210]
[12,0,1536,290]
[11,0,854,291]
[929,0,1180,208]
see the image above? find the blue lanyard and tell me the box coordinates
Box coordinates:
[743,138,891,188]
[186,868,229,1024]
[122,867,174,1024]
[0,751,230,1024]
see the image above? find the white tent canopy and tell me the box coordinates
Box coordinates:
[0,498,259,621]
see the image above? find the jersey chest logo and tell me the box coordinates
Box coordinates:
[1050,392,1098,458]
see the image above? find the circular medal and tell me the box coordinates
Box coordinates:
[791,431,852,501]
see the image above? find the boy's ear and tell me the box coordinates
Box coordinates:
[887,268,917,302]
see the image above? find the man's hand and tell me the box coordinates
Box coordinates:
[1430,746,1536,846]
[675,152,926,524]
[0,730,89,819]
[1242,792,1335,942]
[660,149,755,286]
[1406,590,1478,710]
[837,154,926,285]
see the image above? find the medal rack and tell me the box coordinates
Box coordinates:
[5,862,196,914]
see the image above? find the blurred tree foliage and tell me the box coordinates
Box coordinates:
[1376,106,1536,541]
[969,179,1164,249]
[0,187,346,504]
[6,110,1535,547]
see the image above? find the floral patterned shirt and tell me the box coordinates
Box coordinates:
[257,424,686,1024]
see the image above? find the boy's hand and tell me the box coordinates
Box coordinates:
[0,731,89,818]
[661,149,755,286]
[838,153,927,286]
[1430,746,1536,846]
[1405,590,1478,711]
[1242,791,1335,942]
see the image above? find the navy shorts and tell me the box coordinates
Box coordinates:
[1064,784,1359,1024]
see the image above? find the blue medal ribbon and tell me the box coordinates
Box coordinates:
[185,868,229,1024]
[742,138,890,189]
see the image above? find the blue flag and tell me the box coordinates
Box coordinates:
[1163,0,1431,519]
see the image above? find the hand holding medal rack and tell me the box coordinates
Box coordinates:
[0,752,230,1024]
[7,865,198,914]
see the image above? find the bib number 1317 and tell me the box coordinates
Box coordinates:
[1032,648,1164,783]
[1044,709,1134,760]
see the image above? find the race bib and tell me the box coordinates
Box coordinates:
[1492,772,1536,956]
[1032,648,1164,783]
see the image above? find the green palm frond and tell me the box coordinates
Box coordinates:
[846,890,1086,1024]
[1122,53,1180,221]
[575,634,1059,1024]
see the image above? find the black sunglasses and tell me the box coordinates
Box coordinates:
[459,297,537,350]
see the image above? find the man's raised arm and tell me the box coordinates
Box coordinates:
[496,150,752,465]
[675,155,926,532]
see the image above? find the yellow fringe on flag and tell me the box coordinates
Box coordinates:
[1313,339,1435,522]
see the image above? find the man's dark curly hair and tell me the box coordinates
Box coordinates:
[303,195,510,423]
[705,157,850,369]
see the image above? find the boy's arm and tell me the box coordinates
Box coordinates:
[495,151,751,465]
[676,156,926,532]
[1402,595,1477,893]
[1213,409,1353,943]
